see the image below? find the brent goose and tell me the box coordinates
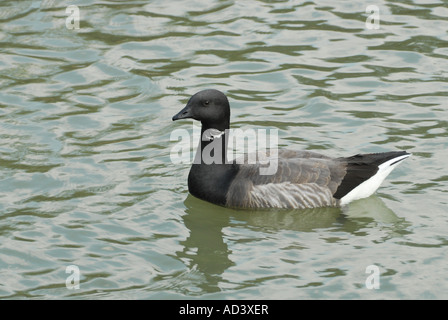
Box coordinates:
[172,89,410,209]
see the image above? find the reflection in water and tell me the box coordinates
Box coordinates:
[232,206,342,232]
[233,194,410,231]
[176,195,235,293]
[343,195,402,223]
[341,196,412,238]
[176,192,411,294]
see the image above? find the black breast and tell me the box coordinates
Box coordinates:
[187,163,239,206]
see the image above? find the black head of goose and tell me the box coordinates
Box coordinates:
[172,89,410,209]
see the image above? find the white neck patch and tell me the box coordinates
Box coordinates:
[203,128,225,141]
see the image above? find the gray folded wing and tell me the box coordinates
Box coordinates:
[226,150,346,209]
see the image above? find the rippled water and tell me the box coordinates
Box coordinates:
[0,0,447,299]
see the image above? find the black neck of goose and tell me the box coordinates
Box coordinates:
[194,121,230,165]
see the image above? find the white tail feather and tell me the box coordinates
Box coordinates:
[340,154,410,206]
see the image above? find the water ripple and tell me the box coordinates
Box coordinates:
[0,0,447,299]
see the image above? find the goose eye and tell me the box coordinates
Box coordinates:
[203,100,210,106]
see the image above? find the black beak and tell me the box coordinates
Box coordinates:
[172,104,193,121]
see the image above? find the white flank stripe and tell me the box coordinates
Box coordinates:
[339,154,410,206]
